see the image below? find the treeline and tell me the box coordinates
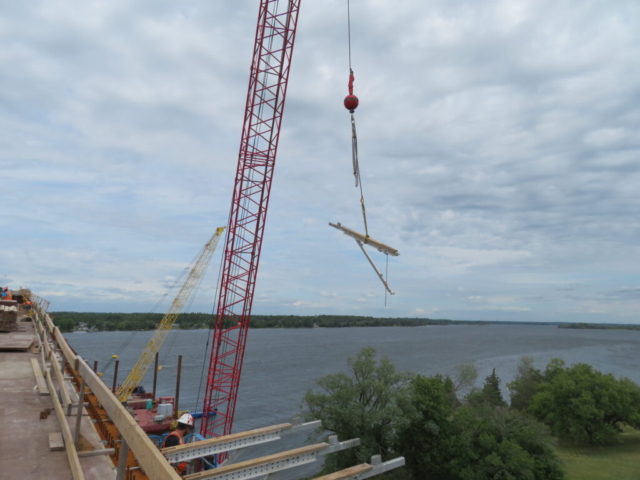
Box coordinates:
[303,349,640,479]
[50,312,492,332]
[559,322,640,331]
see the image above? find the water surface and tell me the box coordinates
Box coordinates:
[67,325,640,478]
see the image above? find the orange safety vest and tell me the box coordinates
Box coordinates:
[163,431,187,474]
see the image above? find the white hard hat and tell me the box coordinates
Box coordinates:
[178,413,194,427]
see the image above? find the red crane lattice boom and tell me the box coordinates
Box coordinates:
[201,0,302,439]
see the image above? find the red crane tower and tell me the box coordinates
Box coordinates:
[200,0,302,439]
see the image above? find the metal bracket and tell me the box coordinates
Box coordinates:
[358,457,405,479]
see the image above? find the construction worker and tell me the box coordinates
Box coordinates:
[162,413,194,474]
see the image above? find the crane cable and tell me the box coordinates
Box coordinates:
[99,265,191,375]
[345,0,392,302]
[346,0,369,239]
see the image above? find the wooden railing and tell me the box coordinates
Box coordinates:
[32,298,181,480]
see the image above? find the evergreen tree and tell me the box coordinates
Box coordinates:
[507,356,543,411]
[467,369,506,408]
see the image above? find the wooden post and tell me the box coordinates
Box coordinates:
[116,438,130,480]
[45,370,85,480]
[152,352,159,400]
[74,378,86,445]
[112,360,120,392]
[175,355,182,418]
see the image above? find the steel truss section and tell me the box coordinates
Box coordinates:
[162,421,320,464]
[183,439,360,480]
[201,0,302,440]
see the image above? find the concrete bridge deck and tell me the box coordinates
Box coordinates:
[0,319,115,480]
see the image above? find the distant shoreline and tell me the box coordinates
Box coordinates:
[49,312,638,333]
[558,323,640,331]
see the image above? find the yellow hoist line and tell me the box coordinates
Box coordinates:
[115,226,226,402]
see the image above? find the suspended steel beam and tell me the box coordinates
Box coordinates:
[329,222,399,294]
[329,222,399,256]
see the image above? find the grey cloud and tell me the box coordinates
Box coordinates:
[1,0,639,322]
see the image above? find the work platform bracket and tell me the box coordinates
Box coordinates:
[163,420,321,464]
[183,438,360,480]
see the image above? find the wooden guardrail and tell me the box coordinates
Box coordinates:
[30,296,404,480]
[45,368,85,480]
[33,302,181,480]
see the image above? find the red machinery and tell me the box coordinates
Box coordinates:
[200,0,302,439]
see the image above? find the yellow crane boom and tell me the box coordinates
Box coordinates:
[116,226,226,402]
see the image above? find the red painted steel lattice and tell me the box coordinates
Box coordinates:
[201,0,301,440]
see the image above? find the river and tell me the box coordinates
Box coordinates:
[66,325,640,478]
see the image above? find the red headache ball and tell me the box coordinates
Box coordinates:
[344,94,359,112]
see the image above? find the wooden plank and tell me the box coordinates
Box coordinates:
[54,326,79,370]
[51,353,72,410]
[161,423,292,456]
[78,359,182,480]
[45,369,85,480]
[44,312,55,334]
[315,464,373,480]
[29,340,41,354]
[0,333,34,350]
[41,322,52,360]
[184,443,328,480]
[31,357,49,395]
[49,432,65,451]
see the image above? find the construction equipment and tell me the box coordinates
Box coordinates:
[333,0,400,298]
[116,226,226,402]
[201,0,399,439]
[200,0,301,440]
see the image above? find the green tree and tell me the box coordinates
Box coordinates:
[450,406,565,480]
[507,356,543,411]
[529,361,640,445]
[395,375,458,480]
[453,362,478,397]
[53,316,74,332]
[467,369,507,408]
[302,346,411,473]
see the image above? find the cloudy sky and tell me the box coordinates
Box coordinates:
[1,0,639,323]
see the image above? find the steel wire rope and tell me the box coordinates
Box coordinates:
[194,283,222,412]
[195,228,227,415]
[101,263,191,375]
[209,0,283,420]
[385,253,389,307]
[346,0,370,237]
[347,0,352,71]
[164,253,216,358]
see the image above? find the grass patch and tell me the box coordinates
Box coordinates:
[555,427,640,480]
